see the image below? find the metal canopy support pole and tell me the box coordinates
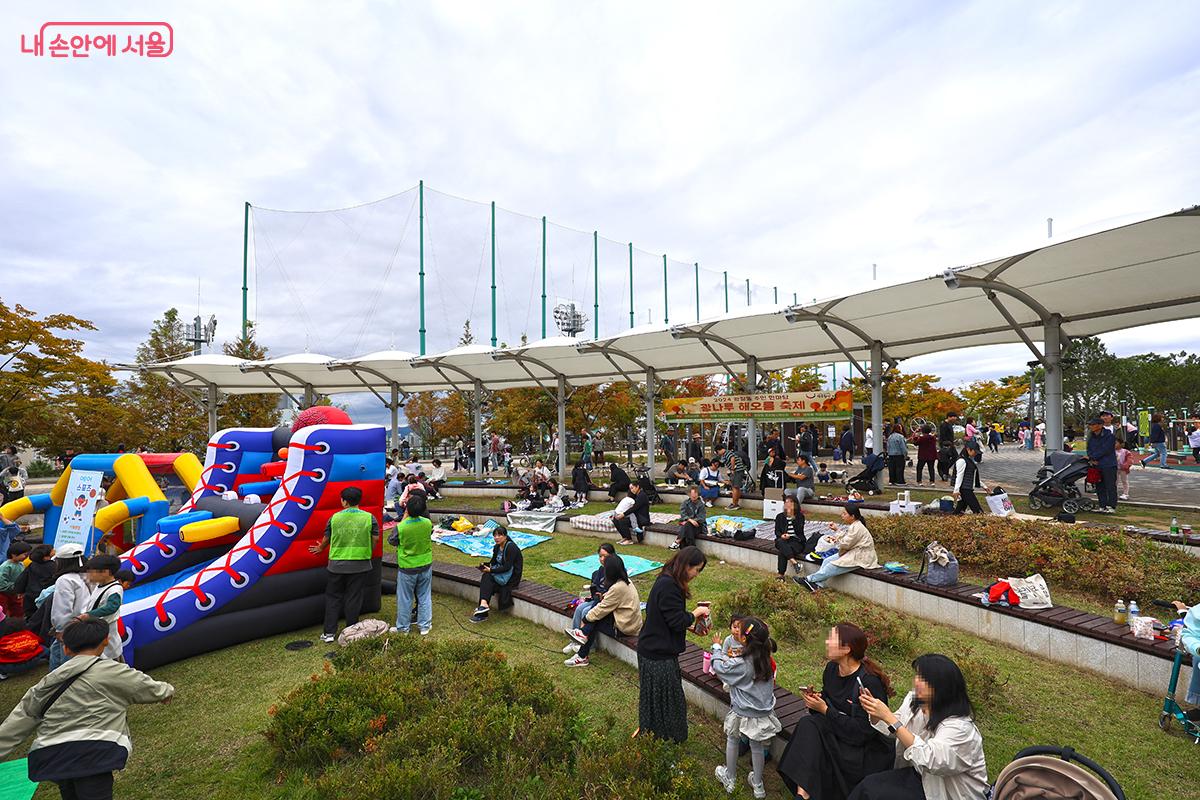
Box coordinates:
[1044,315,1063,453]
[724,272,729,312]
[389,383,400,454]
[628,243,635,328]
[419,180,426,355]
[556,375,568,480]
[662,254,669,325]
[745,278,750,306]
[870,342,884,490]
[473,380,484,479]
[302,385,315,409]
[541,215,547,340]
[694,263,700,321]
[207,383,219,437]
[746,356,758,478]
[490,201,497,347]
[593,231,599,339]
[644,368,656,480]
[241,202,250,340]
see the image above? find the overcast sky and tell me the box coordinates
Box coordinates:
[2,2,1198,425]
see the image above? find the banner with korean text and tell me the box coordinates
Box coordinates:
[661,390,854,422]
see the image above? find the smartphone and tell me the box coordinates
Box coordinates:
[476,563,487,571]
[855,676,866,694]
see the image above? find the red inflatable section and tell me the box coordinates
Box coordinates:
[291,406,352,432]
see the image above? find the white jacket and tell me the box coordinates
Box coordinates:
[50,573,92,633]
[871,691,988,800]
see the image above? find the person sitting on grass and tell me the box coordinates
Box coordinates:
[81,555,124,662]
[673,485,707,550]
[777,623,894,799]
[564,554,643,667]
[852,654,988,800]
[698,458,722,507]
[0,616,175,800]
[614,480,651,545]
[797,505,878,592]
[562,543,616,654]
[310,487,381,644]
[470,525,523,623]
[712,616,782,799]
[427,458,447,497]
[816,463,831,483]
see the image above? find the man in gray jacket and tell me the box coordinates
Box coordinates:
[0,617,174,799]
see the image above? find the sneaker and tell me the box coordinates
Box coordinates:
[563,654,590,667]
[473,605,489,616]
[668,542,681,550]
[320,633,336,643]
[419,628,431,636]
[714,765,735,793]
[567,628,588,645]
[804,551,822,562]
[468,613,487,624]
[1119,494,1129,500]
[748,773,766,799]
[562,642,581,655]
[617,539,634,546]
[728,504,741,510]
[792,577,818,592]
[388,626,399,633]
[704,501,713,508]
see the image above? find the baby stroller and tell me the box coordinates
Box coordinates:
[844,453,885,496]
[991,745,1124,799]
[631,465,662,505]
[1028,451,1095,514]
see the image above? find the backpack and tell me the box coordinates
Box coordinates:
[337,619,391,646]
[916,541,959,587]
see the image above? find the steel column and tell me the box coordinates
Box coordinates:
[870,342,884,489]
[390,383,400,454]
[474,380,484,479]
[644,368,656,480]
[207,383,219,437]
[1044,315,1063,452]
[557,375,568,480]
[747,356,758,477]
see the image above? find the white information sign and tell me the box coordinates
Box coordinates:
[56,469,105,555]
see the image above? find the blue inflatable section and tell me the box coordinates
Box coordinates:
[329,452,385,482]
[124,563,207,604]
[69,454,121,474]
[238,480,280,497]
[157,510,213,536]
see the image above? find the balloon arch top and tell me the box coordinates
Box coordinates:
[124,206,1200,480]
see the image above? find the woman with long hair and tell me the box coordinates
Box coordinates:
[636,546,709,742]
[798,505,878,592]
[564,554,642,667]
[777,623,894,799]
[852,654,988,800]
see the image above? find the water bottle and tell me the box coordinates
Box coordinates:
[1113,600,1126,625]
[1128,600,1140,624]
[702,651,713,674]
[1171,517,1180,537]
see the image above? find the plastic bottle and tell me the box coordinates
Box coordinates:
[702,650,713,674]
[1113,600,1126,625]
[1128,600,1140,624]
[1171,517,1180,537]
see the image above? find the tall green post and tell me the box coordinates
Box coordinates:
[419,180,426,355]
[593,231,599,339]
[490,201,497,347]
[628,243,634,328]
[241,201,249,340]
[694,262,700,321]
[541,215,547,339]
[793,292,798,304]
[724,271,729,312]
[662,254,669,325]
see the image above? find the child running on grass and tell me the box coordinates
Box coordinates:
[712,615,781,798]
[0,616,174,800]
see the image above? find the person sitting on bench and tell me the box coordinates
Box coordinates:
[563,554,643,667]
[666,460,691,486]
[470,526,523,623]
[607,463,632,500]
[672,485,707,550]
[614,481,651,545]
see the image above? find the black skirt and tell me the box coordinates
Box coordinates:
[638,655,688,743]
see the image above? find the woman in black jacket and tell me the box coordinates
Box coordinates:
[777,623,894,799]
[571,461,592,503]
[773,494,814,580]
[636,546,709,743]
[470,526,523,623]
[607,463,632,500]
[14,544,55,623]
[760,447,786,491]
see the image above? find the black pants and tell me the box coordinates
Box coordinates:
[323,570,368,634]
[848,766,926,799]
[614,515,643,542]
[916,458,936,482]
[1097,466,1118,510]
[887,455,906,484]
[954,489,982,514]
[479,572,515,607]
[578,613,616,658]
[775,535,805,575]
[608,484,629,500]
[988,440,999,453]
[678,522,702,547]
[55,772,114,800]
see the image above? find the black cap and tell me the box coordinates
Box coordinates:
[1087,416,1103,425]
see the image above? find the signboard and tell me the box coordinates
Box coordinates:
[661,390,854,422]
[1138,410,1150,438]
[55,469,104,555]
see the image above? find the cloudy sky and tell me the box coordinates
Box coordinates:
[2,2,1198,425]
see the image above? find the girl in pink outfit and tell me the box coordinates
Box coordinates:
[1033,429,1043,449]
[1115,440,1135,500]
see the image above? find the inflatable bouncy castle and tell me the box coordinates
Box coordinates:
[1,409,385,669]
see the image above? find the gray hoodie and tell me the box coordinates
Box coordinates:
[711,650,776,718]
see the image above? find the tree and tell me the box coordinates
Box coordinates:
[219,327,282,431]
[957,379,1029,424]
[0,302,121,450]
[404,391,470,455]
[458,320,474,346]
[123,309,208,453]
[848,368,961,426]
[489,387,554,450]
[1060,336,1118,427]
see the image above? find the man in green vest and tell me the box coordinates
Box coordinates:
[309,487,380,643]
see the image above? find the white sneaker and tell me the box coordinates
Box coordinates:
[388,626,398,633]
[562,642,581,655]
[567,627,588,645]
[1119,494,1129,500]
[714,765,735,793]
[748,773,766,799]
[704,501,713,508]
[320,633,336,643]
[563,654,590,667]
[419,628,431,636]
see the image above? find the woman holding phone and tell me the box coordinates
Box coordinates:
[636,546,709,743]
[469,526,523,623]
[777,624,893,799]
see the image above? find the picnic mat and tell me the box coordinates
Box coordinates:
[551,553,663,579]
[0,759,35,800]
[570,511,678,533]
[505,510,560,532]
[434,529,551,557]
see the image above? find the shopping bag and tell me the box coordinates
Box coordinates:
[1006,573,1052,609]
[985,492,1015,517]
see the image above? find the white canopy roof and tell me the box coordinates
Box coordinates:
[127,206,1200,397]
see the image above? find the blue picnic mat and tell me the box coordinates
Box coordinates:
[435,529,551,557]
[551,553,663,579]
[706,514,761,530]
[0,759,36,800]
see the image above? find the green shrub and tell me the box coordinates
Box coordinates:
[25,458,57,479]
[266,635,712,800]
[844,602,920,660]
[949,647,1008,719]
[869,515,1200,602]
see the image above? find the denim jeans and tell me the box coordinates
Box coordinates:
[48,638,67,671]
[572,598,598,630]
[395,566,433,632]
[1142,442,1168,468]
[807,559,854,587]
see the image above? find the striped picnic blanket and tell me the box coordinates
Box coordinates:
[570,511,678,533]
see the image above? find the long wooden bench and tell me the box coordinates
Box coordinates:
[396,558,811,746]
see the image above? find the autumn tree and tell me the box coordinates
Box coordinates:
[123,309,208,453]
[848,368,961,427]
[957,379,1029,424]
[218,326,282,430]
[489,387,554,450]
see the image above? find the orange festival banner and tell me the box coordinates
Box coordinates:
[661,390,854,422]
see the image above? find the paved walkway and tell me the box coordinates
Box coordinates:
[885,444,1199,507]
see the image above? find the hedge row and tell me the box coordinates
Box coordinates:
[868,515,1200,602]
